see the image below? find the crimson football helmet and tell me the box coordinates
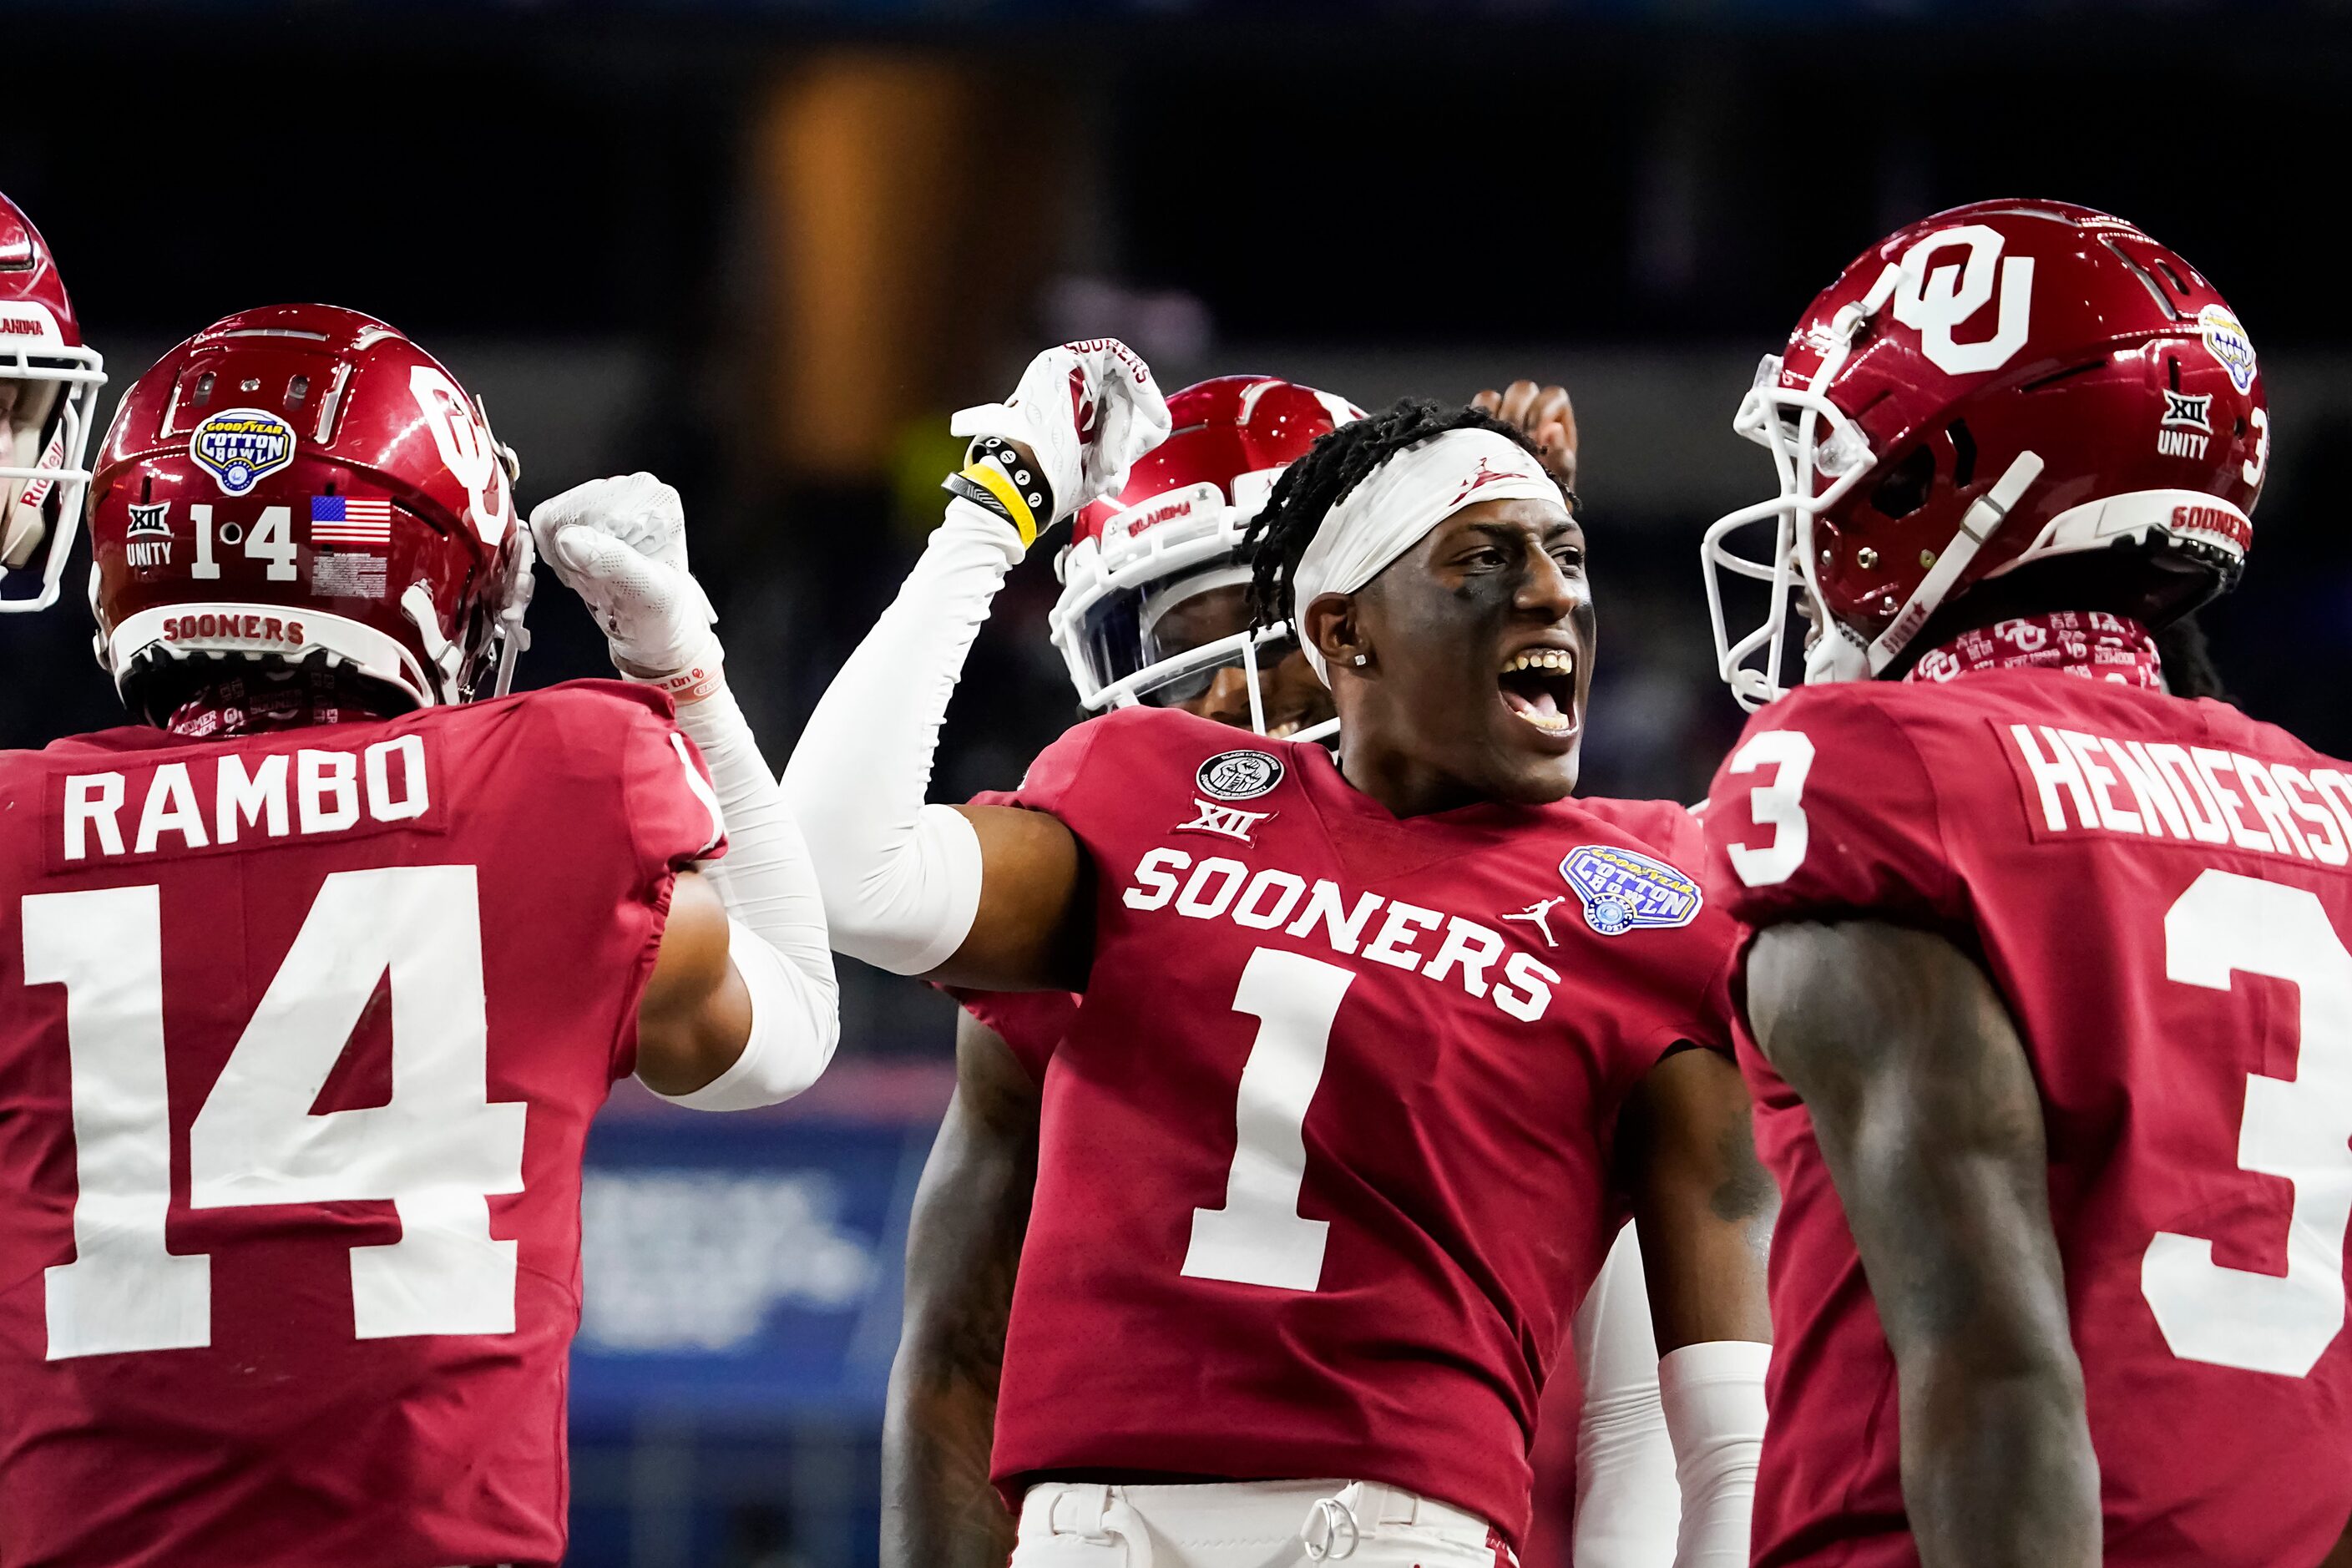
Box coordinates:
[1050,373,1362,738]
[87,305,529,722]
[1702,200,2266,708]
[0,191,106,613]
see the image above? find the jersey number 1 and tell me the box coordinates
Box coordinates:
[1182,947,1353,1292]
[28,865,527,1361]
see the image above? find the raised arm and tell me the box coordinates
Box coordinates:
[1618,1044,1776,1568]
[533,473,839,1109]
[881,1012,1043,1568]
[780,341,1171,992]
[1744,918,2098,1568]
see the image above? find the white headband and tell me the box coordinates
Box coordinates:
[1290,427,1562,682]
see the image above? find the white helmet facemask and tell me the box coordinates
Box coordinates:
[1701,258,2051,710]
[1050,470,1339,743]
[1698,283,1893,711]
[0,312,105,613]
[1125,564,1337,743]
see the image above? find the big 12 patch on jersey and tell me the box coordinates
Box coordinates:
[1559,844,1704,936]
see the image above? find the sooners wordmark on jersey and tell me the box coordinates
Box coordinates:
[0,682,721,1568]
[982,706,1733,1549]
[1706,672,2352,1568]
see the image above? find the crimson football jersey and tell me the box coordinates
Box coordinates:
[1706,670,2352,1568]
[984,706,1733,1546]
[0,681,722,1568]
[952,784,1081,1083]
[955,986,1076,1081]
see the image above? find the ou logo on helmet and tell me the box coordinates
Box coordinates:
[409,365,513,546]
[1889,224,2036,377]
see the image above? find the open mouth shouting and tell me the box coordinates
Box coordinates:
[1498,645,1580,738]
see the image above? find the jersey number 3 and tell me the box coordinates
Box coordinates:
[2146,868,2352,1378]
[29,866,527,1361]
[1732,733,2352,1376]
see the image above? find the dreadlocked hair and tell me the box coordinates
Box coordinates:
[1242,397,1575,630]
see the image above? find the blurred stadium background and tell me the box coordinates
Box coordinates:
[7,2,2348,1560]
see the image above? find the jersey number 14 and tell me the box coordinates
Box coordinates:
[29,865,526,1361]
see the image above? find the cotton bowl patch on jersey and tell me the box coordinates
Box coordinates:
[1197,748,1283,802]
[1559,844,1704,936]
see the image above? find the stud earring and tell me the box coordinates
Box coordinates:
[1352,654,1369,666]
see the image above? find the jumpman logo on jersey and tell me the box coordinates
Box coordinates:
[1500,895,1569,948]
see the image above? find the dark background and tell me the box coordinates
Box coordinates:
[6,3,2348,1561]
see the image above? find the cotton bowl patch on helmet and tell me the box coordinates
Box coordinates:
[188,407,298,496]
[1559,845,1704,936]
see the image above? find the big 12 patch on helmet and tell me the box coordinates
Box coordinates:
[1559,845,1703,937]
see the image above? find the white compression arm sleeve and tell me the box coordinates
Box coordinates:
[1572,1222,1679,1568]
[651,678,841,1109]
[778,498,1020,974]
[1657,1338,1770,1568]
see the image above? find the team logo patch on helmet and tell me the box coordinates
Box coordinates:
[189,408,298,498]
[1196,748,1284,802]
[2198,305,2258,393]
[1559,845,1703,937]
[125,503,171,539]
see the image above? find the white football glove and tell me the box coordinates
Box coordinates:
[949,340,1172,534]
[529,472,719,681]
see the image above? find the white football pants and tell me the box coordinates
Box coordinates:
[1012,1479,1513,1568]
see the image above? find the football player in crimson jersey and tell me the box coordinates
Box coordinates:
[0,190,106,611]
[913,373,1683,1568]
[760,341,1776,1566]
[1698,199,2352,1567]
[0,306,840,1568]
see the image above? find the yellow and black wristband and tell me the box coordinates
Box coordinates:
[956,458,1039,547]
[974,438,1054,532]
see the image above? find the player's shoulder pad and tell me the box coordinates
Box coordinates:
[1714,680,1960,788]
[421,680,690,802]
[476,676,680,742]
[1706,680,1959,923]
[497,675,675,721]
[1740,675,1917,728]
[1571,794,1707,866]
[1081,701,1220,748]
[1010,703,1226,790]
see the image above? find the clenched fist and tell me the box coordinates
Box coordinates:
[529,472,719,684]
[950,340,1173,541]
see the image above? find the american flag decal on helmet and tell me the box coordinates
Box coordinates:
[310,495,392,546]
